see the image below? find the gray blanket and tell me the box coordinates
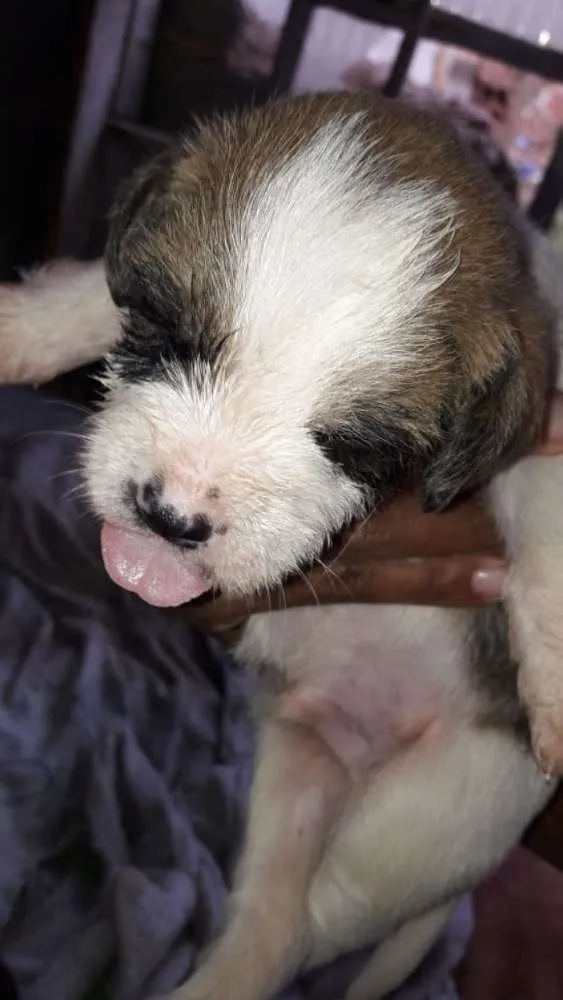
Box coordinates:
[0,387,472,1000]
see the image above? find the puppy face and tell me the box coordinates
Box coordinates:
[85,93,552,603]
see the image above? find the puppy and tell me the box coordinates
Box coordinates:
[2,92,563,1000]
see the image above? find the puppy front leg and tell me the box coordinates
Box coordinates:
[490,454,563,774]
[166,718,349,1000]
[0,259,120,383]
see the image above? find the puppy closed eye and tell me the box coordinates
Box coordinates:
[111,300,233,384]
[311,411,430,500]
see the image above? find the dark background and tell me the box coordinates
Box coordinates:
[0,0,261,280]
[0,0,94,279]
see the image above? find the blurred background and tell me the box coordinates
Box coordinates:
[3,0,563,280]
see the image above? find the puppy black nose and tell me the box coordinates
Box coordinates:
[133,479,212,548]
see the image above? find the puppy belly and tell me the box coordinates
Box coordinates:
[278,680,440,776]
[243,605,474,778]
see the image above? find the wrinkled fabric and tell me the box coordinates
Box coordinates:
[0,387,471,1000]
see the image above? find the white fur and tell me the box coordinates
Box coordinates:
[233,118,457,407]
[242,604,549,950]
[0,259,119,383]
[161,605,549,1000]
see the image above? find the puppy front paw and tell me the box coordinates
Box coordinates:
[528,705,563,778]
[519,662,563,776]
[509,583,563,775]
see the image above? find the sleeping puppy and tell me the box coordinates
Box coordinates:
[2,92,563,999]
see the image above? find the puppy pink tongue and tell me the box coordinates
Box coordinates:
[101,523,212,606]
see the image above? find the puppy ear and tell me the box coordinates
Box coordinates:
[420,319,549,512]
[104,147,179,311]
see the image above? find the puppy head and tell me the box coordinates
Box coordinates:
[85,93,552,605]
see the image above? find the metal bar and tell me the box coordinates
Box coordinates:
[322,1,563,82]
[384,0,431,98]
[528,128,563,231]
[269,0,315,95]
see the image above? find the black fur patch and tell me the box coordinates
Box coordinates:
[105,147,231,383]
[109,205,232,379]
[311,405,432,503]
[110,302,230,384]
[420,344,536,512]
[467,603,529,743]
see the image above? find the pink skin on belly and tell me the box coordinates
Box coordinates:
[279,682,441,778]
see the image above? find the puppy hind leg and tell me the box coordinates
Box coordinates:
[165,718,350,1000]
[343,902,456,1000]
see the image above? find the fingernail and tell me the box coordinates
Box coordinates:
[543,395,563,450]
[472,564,507,600]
